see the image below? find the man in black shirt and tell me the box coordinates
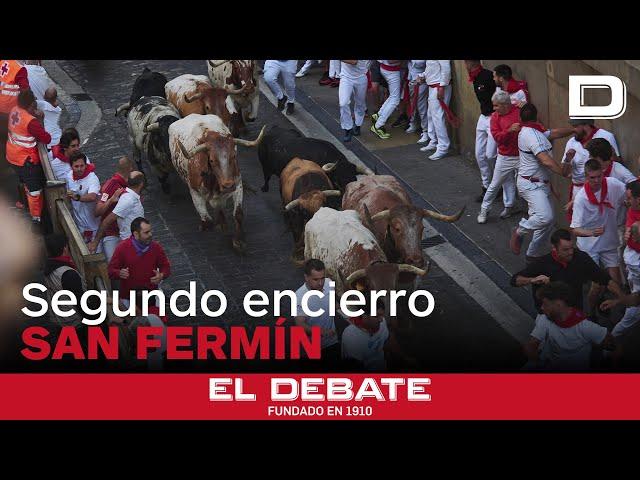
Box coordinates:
[465,60,498,202]
[511,228,624,314]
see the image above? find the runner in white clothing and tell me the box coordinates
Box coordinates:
[341,303,390,372]
[493,64,528,106]
[406,60,429,144]
[338,60,370,142]
[570,159,626,285]
[370,60,403,140]
[65,152,101,245]
[417,60,452,160]
[263,60,297,115]
[510,104,575,259]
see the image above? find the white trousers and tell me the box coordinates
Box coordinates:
[339,75,368,130]
[481,154,518,211]
[613,263,640,338]
[329,60,341,79]
[264,61,296,103]
[375,68,403,128]
[516,178,555,257]
[408,83,428,131]
[102,235,121,263]
[476,113,498,188]
[426,84,452,154]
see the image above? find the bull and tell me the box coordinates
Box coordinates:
[257,125,370,193]
[124,96,180,194]
[207,60,259,125]
[168,114,265,252]
[165,74,244,136]
[342,175,465,270]
[280,158,341,260]
[115,67,168,116]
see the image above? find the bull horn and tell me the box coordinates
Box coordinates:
[284,198,301,211]
[209,60,231,68]
[370,209,391,222]
[115,103,130,116]
[234,125,266,148]
[355,163,374,175]
[322,162,337,173]
[144,122,160,133]
[321,190,341,198]
[189,143,208,157]
[176,139,190,159]
[363,204,375,230]
[225,83,249,95]
[346,269,367,286]
[184,92,203,103]
[398,264,427,276]
[421,205,466,223]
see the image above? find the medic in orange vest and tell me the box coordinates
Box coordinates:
[0,60,30,114]
[6,89,51,223]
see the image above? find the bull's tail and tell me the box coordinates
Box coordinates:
[422,205,466,223]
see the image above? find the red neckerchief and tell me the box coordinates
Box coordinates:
[627,208,640,252]
[584,178,613,214]
[580,126,600,147]
[352,316,381,334]
[602,161,613,177]
[554,307,587,328]
[505,78,527,93]
[50,255,77,270]
[72,162,96,181]
[468,65,482,83]
[551,250,568,269]
[521,121,546,133]
[52,144,69,164]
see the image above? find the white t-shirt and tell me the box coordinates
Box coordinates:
[421,60,451,86]
[518,126,553,180]
[496,86,527,106]
[530,313,607,371]
[51,154,93,184]
[112,188,144,241]
[341,320,389,371]
[570,177,626,253]
[25,65,53,101]
[563,129,620,185]
[36,99,61,148]
[340,60,370,80]
[608,162,636,185]
[65,171,101,235]
[295,280,338,349]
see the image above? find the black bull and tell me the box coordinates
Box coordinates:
[130,67,168,104]
[257,126,359,193]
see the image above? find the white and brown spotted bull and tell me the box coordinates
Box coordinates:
[280,158,341,260]
[207,60,259,125]
[165,74,244,136]
[304,207,427,298]
[342,175,465,270]
[168,114,265,252]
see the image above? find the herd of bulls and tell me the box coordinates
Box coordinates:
[115,61,465,309]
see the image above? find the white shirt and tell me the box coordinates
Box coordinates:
[36,99,61,147]
[341,319,389,371]
[339,60,369,80]
[24,65,52,101]
[65,171,101,234]
[496,86,527,106]
[51,154,93,184]
[530,313,607,371]
[562,129,620,185]
[419,60,451,86]
[570,177,626,252]
[518,126,553,180]
[112,188,144,241]
[608,162,636,185]
[295,280,338,349]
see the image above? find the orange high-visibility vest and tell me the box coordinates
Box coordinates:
[6,106,39,166]
[0,60,24,113]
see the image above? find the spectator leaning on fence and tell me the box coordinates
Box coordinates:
[50,128,81,182]
[66,151,101,245]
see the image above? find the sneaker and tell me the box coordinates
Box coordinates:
[277,95,288,111]
[343,128,353,142]
[477,208,488,224]
[420,143,437,152]
[391,113,409,128]
[295,68,310,78]
[370,124,391,139]
[500,206,520,219]
[286,103,295,115]
[319,73,332,85]
[510,227,524,255]
[428,150,448,161]
[417,132,430,144]
[475,187,487,203]
[371,112,379,124]
[353,125,361,136]
[406,124,418,134]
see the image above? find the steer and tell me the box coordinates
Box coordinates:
[304,207,427,298]
[168,114,265,252]
[115,67,168,116]
[257,125,371,193]
[342,175,465,270]
[280,158,341,260]
[207,60,259,125]
[165,74,244,136]
[125,96,180,193]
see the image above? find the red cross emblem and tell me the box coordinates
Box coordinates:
[0,62,9,77]
[10,111,20,126]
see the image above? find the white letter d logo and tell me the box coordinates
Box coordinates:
[569,75,626,120]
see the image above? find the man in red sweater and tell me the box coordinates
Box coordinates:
[477,89,521,224]
[108,216,171,301]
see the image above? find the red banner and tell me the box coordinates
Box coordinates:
[1,374,640,420]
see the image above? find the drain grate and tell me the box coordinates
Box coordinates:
[421,235,446,249]
[70,93,93,101]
